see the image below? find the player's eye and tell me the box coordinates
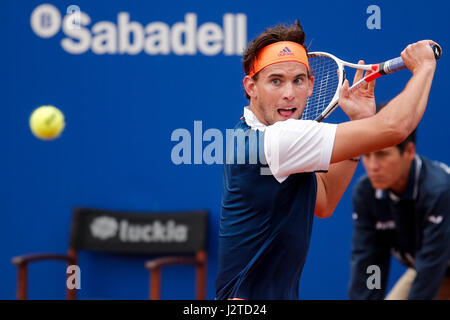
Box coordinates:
[271,78,281,85]
[294,78,303,84]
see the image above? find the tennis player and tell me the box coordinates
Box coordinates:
[215,20,439,300]
[348,104,450,300]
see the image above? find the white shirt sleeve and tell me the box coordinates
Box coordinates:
[264,119,337,183]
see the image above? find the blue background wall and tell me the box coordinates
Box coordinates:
[1,0,449,299]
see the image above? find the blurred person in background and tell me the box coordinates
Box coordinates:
[349,104,450,300]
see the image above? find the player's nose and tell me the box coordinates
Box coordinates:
[282,82,295,101]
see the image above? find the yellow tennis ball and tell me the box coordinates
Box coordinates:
[29,105,65,140]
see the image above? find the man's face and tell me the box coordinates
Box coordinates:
[362,144,415,194]
[244,62,314,126]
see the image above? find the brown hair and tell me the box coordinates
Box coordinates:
[242,20,308,99]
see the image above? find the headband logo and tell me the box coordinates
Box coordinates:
[278,47,294,57]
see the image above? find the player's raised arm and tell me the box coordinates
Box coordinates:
[331,40,439,163]
[315,40,440,218]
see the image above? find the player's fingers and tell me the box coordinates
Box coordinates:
[360,69,373,91]
[340,79,350,98]
[419,39,441,58]
[353,60,365,85]
[368,77,376,93]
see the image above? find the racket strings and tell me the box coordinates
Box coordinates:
[302,56,340,121]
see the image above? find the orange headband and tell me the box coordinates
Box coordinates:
[249,41,309,77]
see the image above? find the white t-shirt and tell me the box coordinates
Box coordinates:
[243,107,337,183]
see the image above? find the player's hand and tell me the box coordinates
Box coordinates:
[338,60,376,121]
[401,40,438,74]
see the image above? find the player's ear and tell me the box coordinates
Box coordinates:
[243,75,257,99]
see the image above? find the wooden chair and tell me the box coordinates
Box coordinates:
[12,207,209,300]
[145,249,207,300]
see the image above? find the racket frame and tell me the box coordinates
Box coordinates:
[305,51,376,122]
[305,44,441,122]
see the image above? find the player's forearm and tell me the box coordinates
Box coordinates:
[377,66,436,141]
[316,160,359,218]
[332,67,436,163]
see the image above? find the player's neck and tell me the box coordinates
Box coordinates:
[248,103,269,126]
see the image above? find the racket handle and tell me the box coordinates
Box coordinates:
[379,57,405,74]
[380,43,442,75]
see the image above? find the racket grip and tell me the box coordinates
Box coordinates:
[380,57,405,74]
[380,43,442,75]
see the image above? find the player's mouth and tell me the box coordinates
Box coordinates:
[277,107,297,118]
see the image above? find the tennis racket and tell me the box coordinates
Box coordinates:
[302,44,442,122]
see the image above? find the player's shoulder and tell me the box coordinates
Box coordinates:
[269,118,335,131]
[233,118,250,131]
